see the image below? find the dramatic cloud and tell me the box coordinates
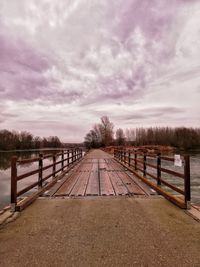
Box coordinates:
[0,0,200,141]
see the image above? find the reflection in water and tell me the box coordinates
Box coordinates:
[0,149,63,209]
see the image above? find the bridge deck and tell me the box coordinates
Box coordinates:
[44,149,155,198]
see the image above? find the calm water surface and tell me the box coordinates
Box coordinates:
[0,150,200,209]
[0,149,66,209]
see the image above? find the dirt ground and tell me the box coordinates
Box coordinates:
[0,197,200,267]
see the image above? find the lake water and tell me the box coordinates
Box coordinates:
[0,149,199,209]
[0,149,68,210]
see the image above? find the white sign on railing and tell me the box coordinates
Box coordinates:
[174,154,182,167]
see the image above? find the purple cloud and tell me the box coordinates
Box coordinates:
[0,29,52,101]
[0,0,200,141]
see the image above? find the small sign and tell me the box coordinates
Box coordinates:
[174,154,182,167]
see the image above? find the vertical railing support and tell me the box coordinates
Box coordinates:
[67,150,70,167]
[128,150,131,167]
[38,153,43,188]
[184,155,191,209]
[157,152,161,186]
[53,155,56,178]
[134,151,137,171]
[61,151,64,171]
[143,151,147,177]
[11,156,17,211]
[124,150,126,164]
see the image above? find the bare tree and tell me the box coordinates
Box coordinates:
[99,116,114,147]
[84,116,114,148]
[125,128,136,145]
[116,128,125,146]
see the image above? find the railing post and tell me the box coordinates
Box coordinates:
[61,151,64,171]
[157,152,161,186]
[128,150,131,167]
[184,155,191,209]
[11,156,17,211]
[143,151,147,177]
[67,150,70,167]
[134,150,137,171]
[53,154,56,178]
[124,150,126,164]
[38,153,43,188]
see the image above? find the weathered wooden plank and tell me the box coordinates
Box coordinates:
[125,171,156,196]
[113,158,155,195]
[107,158,146,195]
[108,171,129,196]
[54,172,81,196]
[99,161,115,196]
[103,159,129,196]
[47,159,84,196]
[117,171,145,195]
[86,160,99,196]
[69,172,89,196]
[105,158,125,171]
[70,162,93,196]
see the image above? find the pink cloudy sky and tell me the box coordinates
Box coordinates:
[0,0,200,142]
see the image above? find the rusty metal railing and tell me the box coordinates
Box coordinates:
[11,149,83,211]
[114,149,190,209]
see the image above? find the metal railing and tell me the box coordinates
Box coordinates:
[114,149,190,209]
[11,149,83,211]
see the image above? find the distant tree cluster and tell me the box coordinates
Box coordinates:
[131,127,200,149]
[84,116,114,149]
[0,129,62,150]
[85,117,200,150]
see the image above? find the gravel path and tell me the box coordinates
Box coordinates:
[0,197,200,267]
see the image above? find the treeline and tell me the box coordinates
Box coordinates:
[84,117,200,149]
[0,129,62,151]
[128,127,200,149]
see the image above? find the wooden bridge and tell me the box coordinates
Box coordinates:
[1,148,200,267]
[10,148,190,211]
[44,150,155,198]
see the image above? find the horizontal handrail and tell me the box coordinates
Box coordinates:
[11,148,83,211]
[160,156,174,162]
[160,167,184,179]
[114,148,190,209]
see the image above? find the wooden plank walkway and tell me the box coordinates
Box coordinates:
[44,149,156,198]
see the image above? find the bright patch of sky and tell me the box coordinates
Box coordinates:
[0,0,200,142]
